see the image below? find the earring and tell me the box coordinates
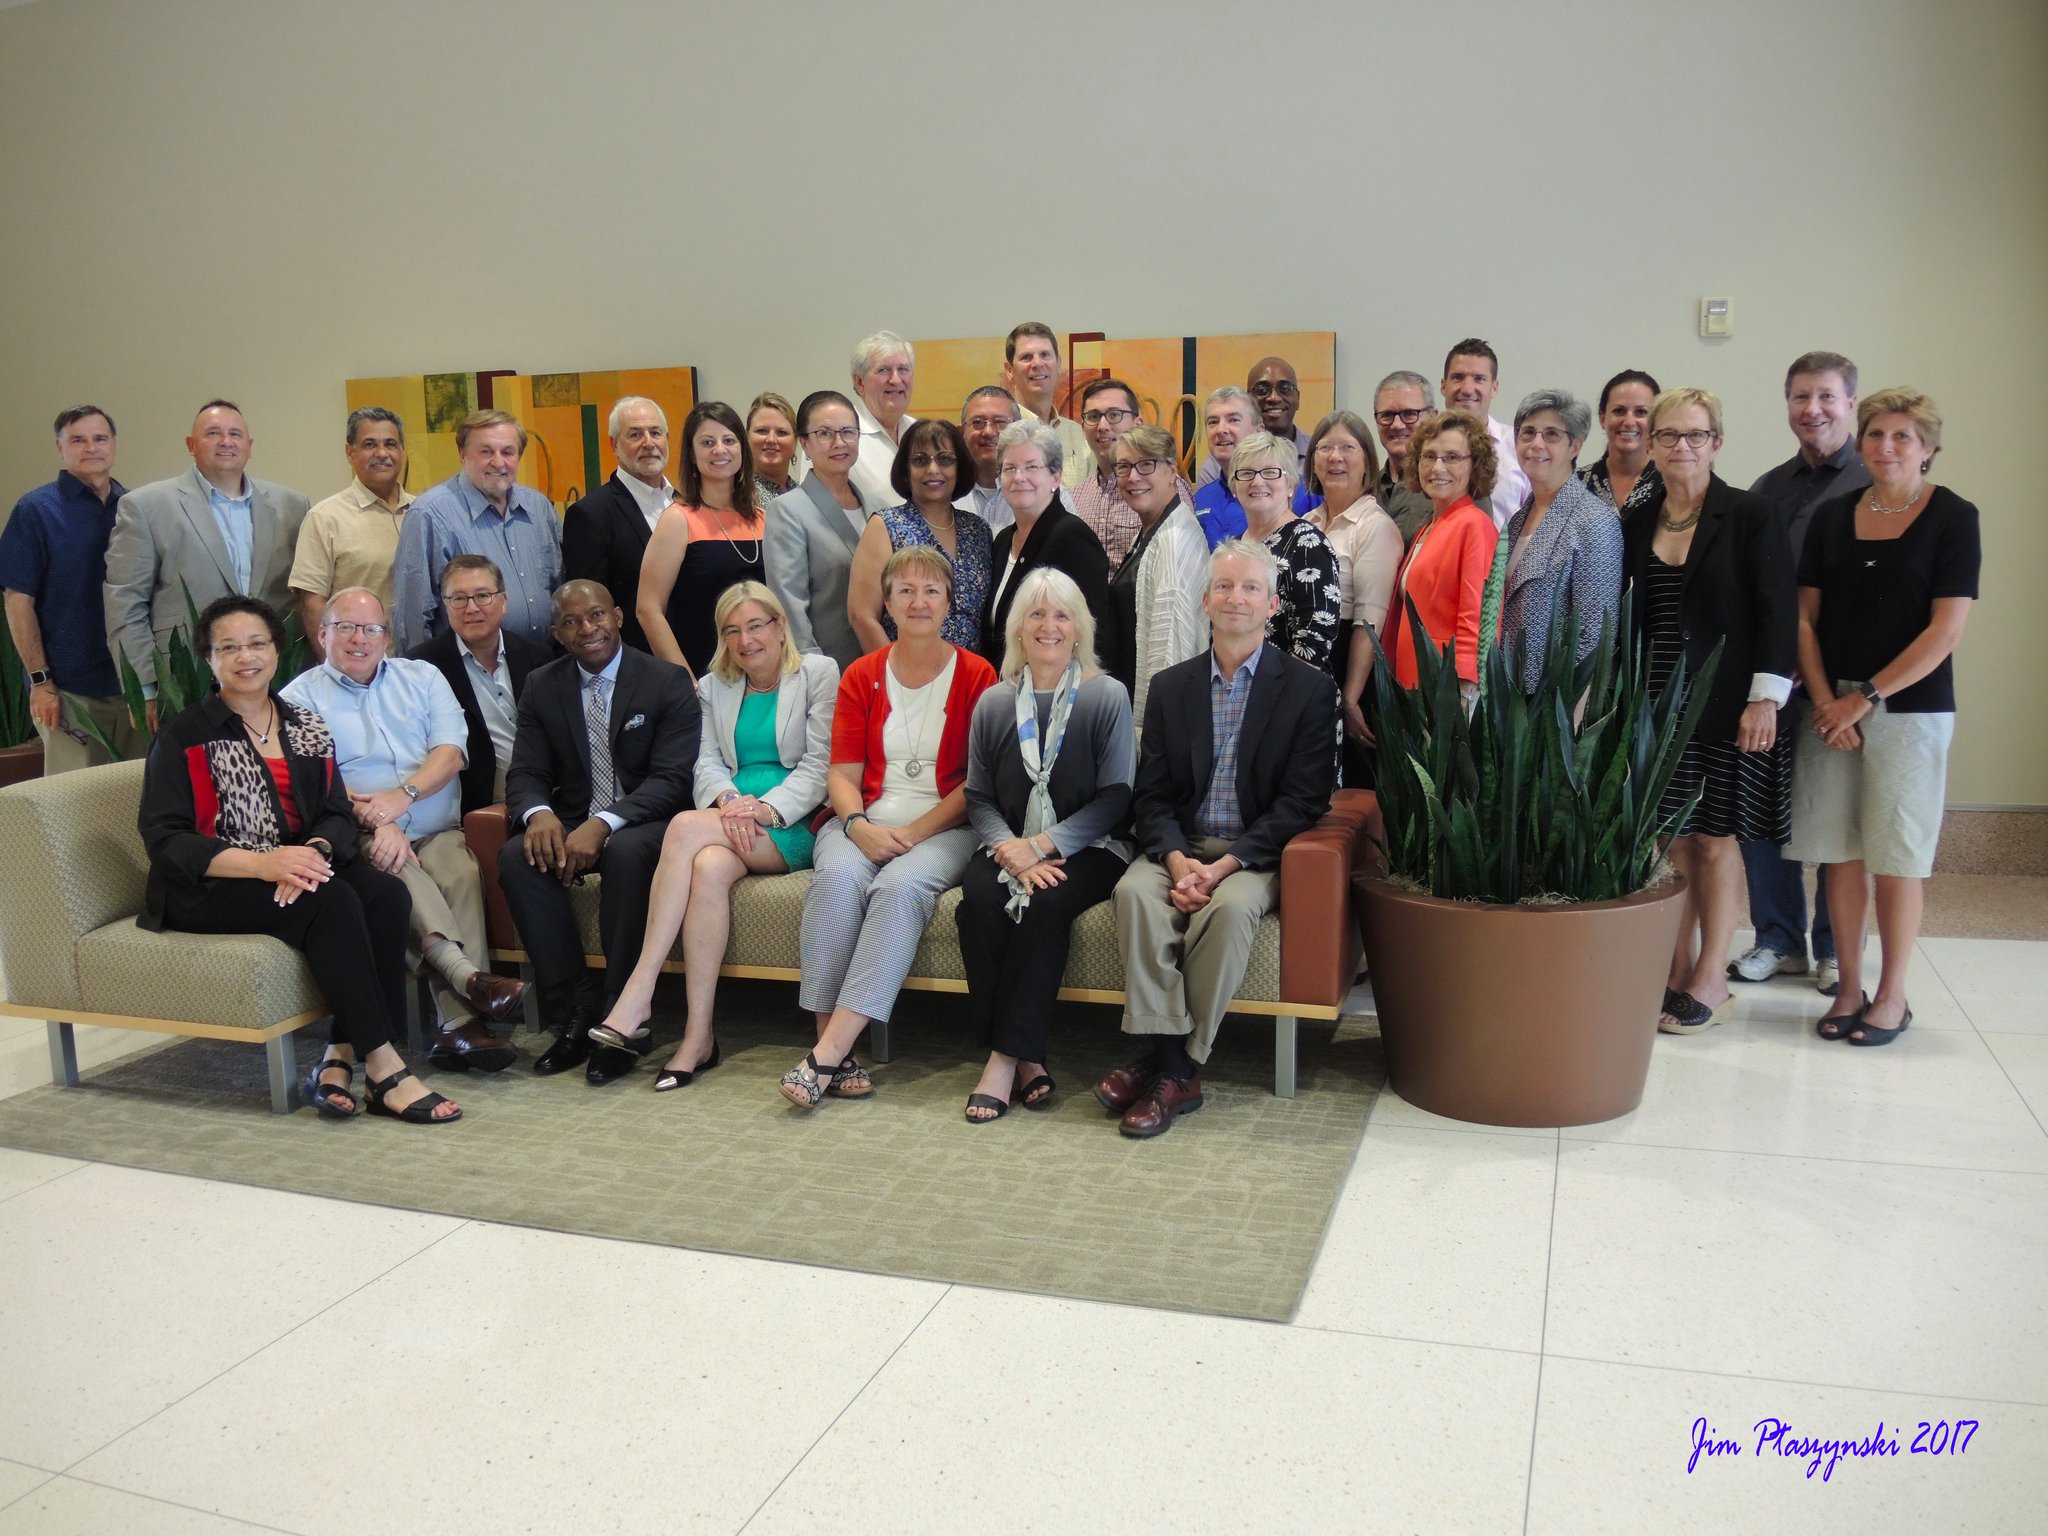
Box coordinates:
[1920,458,1931,473]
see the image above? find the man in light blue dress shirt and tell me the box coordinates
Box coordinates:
[281,587,528,1069]
[390,409,563,654]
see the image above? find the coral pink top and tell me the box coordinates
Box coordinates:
[1384,496,1499,687]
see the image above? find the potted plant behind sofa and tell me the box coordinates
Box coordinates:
[0,619,43,784]
[1358,543,1719,1127]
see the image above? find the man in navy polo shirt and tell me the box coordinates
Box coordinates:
[0,406,146,772]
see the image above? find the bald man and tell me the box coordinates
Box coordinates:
[1195,358,1312,488]
[499,580,699,1086]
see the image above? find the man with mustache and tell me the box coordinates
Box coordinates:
[563,395,674,653]
[289,407,416,662]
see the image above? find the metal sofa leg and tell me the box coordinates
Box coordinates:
[1273,1014,1298,1099]
[46,1021,79,1088]
[266,1029,301,1114]
[867,1018,892,1063]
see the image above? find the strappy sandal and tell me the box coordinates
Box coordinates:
[826,1054,875,1098]
[1848,1006,1912,1047]
[779,1052,831,1108]
[1017,1073,1056,1111]
[306,1055,358,1119]
[964,1093,1009,1124]
[1817,991,1871,1041]
[365,1068,462,1125]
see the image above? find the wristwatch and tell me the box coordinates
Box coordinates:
[1855,681,1882,707]
[26,669,52,688]
[401,781,421,801]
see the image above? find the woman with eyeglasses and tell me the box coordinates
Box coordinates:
[587,581,838,1091]
[761,390,872,672]
[1380,410,1500,699]
[1105,423,1209,727]
[639,400,763,677]
[1620,388,1797,1036]
[139,596,461,1125]
[1230,432,1340,679]
[1303,410,1400,772]
[1577,369,1664,519]
[980,419,1117,671]
[846,420,992,653]
[1499,389,1624,694]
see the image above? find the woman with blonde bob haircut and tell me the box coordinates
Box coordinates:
[589,580,840,1091]
[957,568,1137,1120]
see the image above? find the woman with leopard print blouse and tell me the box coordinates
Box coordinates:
[138,595,461,1125]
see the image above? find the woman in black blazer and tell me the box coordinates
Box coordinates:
[140,596,458,1125]
[980,420,1117,669]
[1621,389,1797,1036]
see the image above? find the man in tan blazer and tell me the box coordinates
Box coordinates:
[104,399,309,723]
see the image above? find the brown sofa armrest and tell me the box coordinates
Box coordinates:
[462,805,517,954]
[1277,789,1375,1007]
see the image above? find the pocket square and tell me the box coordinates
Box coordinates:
[622,713,647,730]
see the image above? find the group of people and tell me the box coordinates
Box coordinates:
[0,327,1979,1136]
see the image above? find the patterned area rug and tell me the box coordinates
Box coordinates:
[0,983,1379,1322]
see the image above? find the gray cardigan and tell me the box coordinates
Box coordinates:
[692,651,840,825]
[965,672,1136,860]
[1500,474,1625,694]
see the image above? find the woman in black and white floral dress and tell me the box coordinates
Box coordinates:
[1228,432,1341,680]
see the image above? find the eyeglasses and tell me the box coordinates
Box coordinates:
[964,414,1015,434]
[807,426,861,445]
[444,589,505,608]
[1515,426,1572,445]
[999,461,1049,479]
[1080,407,1137,427]
[908,453,958,470]
[1248,381,1299,398]
[1112,458,1168,479]
[718,617,782,641]
[1374,408,1426,427]
[212,639,275,658]
[323,621,388,638]
[1312,440,1356,456]
[1418,450,1470,466]
[1231,467,1289,483]
[1650,429,1716,448]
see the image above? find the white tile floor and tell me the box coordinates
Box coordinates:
[1,934,2043,1535]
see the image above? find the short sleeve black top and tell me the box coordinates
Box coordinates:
[1798,485,1981,713]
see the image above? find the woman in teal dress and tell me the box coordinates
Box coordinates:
[588,581,840,1090]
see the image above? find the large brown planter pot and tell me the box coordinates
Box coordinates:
[0,742,43,787]
[1357,873,1688,1128]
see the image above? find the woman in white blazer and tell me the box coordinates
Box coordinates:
[589,581,839,1090]
[1105,423,1210,731]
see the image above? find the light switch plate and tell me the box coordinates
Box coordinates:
[1699,296,1734,338]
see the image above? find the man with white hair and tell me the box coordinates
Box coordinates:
[848,330,916,510]
[1098,538,1336,1139]
[563,395,674,652]
[1190,386,1315,547]
[281,586,527,1071]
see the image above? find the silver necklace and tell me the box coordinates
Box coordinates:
[895,657,943,778]
[703,497,763,565]
[1868,486,1920,516]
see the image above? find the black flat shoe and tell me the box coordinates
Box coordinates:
[365,1068,461,1125]
[964,1092,1010,1124]
[1816,991,1871,1041]
[1848,1006,1912,1047]
[306,1056,357,1118]
[653,1038,721,1092]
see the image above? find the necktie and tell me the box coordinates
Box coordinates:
[586,676,615,812]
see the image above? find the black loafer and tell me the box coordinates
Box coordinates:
[585,1040,644,1085]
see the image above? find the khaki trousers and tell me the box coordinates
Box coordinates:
[356,827,490,1028]
[1113,836,1279,1064]
[39,694,148,774]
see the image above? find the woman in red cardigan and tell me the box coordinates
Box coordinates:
[1381,410,1501,701]
[781,544,998,1106]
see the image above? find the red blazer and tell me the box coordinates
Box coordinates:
[831,643,998,807]
[1384,496,1499,687]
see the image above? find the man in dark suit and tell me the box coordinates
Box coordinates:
[1098,539,1336,1139]
[409,554,550,813]
[562,397,673,653]
[499,579,699,1085]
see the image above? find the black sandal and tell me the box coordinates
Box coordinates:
[1017,1073,1056,1111]
[964,1093,1009,1124]
[1848,1006,1912,1047]
[1817,992,1871,1041]
[365,1068,462,1125]
[306,1055,358,1119]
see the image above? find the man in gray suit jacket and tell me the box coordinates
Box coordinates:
[104,400,309,719]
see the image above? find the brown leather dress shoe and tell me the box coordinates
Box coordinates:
[428,1020,517,1073]
[1119,1074,1203,1139]
[1093,1057,1157,1114]
[464,969,528,1023]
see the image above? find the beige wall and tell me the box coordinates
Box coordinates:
[2,0,2043,803]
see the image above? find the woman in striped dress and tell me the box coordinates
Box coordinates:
[1621,389,1798,1036]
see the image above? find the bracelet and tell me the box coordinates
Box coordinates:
[843,811,870,832]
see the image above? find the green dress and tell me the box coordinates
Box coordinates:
[734,688,814,870]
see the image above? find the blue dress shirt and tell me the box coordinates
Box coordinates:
[204,480,255,593]
[0,470,128,696]
[390,473,563,653]
[279,655,470,838]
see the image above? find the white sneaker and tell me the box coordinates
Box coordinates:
[1816,958,1840,996]
[1728,945,1808,982]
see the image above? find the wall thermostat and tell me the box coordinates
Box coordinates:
[1699,297,1734,338]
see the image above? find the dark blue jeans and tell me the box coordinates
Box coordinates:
[1740,840,1834,961]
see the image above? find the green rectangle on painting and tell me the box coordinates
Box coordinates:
[581,404,601,492]
[424,374,474,434]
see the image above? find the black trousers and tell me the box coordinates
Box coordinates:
[496,821,665,998]
[955,845,1126,1062]
[163,860,411,1057]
